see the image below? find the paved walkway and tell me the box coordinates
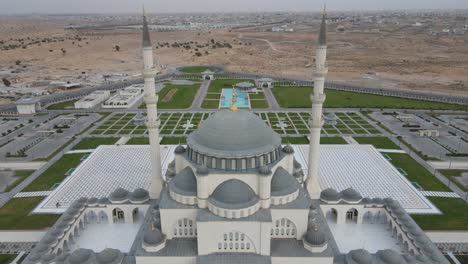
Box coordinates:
[115,136,130,145]
[343,136,358,144]
[66,149,94,154]
[425,231,468,243]
[12,252,26,264]
[420,191,461,198]
[13,191,52,198]
[0,162,46,170]
[447,252,462,264]
[192,80,210,110]
[428,161,468,170]
[376,149,407,153]
[0,231,46,242]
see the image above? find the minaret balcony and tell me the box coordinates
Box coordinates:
[310,94,326,104]
[309,117,324,128]
[144,69,157,79]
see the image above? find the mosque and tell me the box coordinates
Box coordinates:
[24,9,448,264]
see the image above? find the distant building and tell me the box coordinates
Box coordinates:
[15,97,41,115]
[102,85,145,109]
[256,78,275,88]
[75,90,110,109]
[50,82,82,90]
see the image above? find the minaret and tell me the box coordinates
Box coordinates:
[142,8,163,199]
[306,7,328,198]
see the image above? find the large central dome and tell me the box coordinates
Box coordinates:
[187,111,281,158]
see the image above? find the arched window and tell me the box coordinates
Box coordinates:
[217,231,255,253]
[271,218,297,238]
[173,218,196,238]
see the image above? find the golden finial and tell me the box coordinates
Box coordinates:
[151,222,155,231]
[143,4,147,16]
[230,84,238,112]
[313,223,318,232]
[323,3,327,15]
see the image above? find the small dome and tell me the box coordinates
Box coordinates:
[71,201,85,210]
[87,197,98,206]
[293,159,302,168]
[174,145,186,154]
[283,144,294,154]
[293,171,304,178]
[41,235,58,246]
[143,227,164,246]
[271,167,299,197]
[341,188,362,202]
[166,170,176,178]
[66,207,80,217]
[28,253,41,262]
[377,249,403,264]
[56,221,70,230]
[347,249,372,264]
[109,188,129,202]
[304,225,326,246]
[169,167,197,196]
[130,188,150,202]
[168,160,175,168]
[415,254,430,263]
[55,253,70,263]
[96,248,123,264]
[258,166,272,176]
[41,253,56,263]
[77,197,88,204]
[402,254,415,263]
[210,179,259,209]
[196,165,209,176]
[61,214,74,223]
[98,197,109,204]
[320,188,341,202]
[35,244,50,254]
[372,197,384,204]
[362,197,373,204]
[49,228,65,238]
[68,248,95,264]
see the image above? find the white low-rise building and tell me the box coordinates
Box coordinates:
[15,97,41,115]
[74,90,110,109]
[102,85,145,109]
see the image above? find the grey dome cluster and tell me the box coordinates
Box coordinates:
[169,167,197,196]
[271,167,299,197]
[345,249,373,264]
[320,188,362,203]
[186,111,282,170]
[108,188,149,203]
[258,166,272,176]
[95,248,124,264]
[376,249,403,264]
[209,179,259,210]
[282,144,294,154]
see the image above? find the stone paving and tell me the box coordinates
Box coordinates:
[13,191,52,198]
[420,191,461,198]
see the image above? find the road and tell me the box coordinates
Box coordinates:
[191,80,211,110]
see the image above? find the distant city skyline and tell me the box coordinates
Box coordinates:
[1,0,468,14]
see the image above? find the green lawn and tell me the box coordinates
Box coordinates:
[250,100,269,109]
[439,170,467,192]
[0,197,60,230]
[140,84,200,109]
[161,137,187,145]
[202,100,219,109]
[179,66,217,73]
[208,79,254,93]
[282,137,309,144]
[321,137,347,144]
[72,137,119,150]
[272,87,467,110]
[23,154,86,192]
[126,137,150,145]
[354,137,401,149]
[386,153,450,192]
[0,254,17,264]
[4,170,35,192]
[412,197,468,231]
[47,100,77,110]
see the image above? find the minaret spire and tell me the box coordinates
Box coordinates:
[142,9,163,199]
[306,6,328,198]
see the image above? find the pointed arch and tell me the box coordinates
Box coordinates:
[271,218,297,238]
[217,230,256,253]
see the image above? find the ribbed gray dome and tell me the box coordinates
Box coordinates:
[210,179,259,209]
[67,249,94,264]
[283,144,294,154]
[271,167,299,197]
[28,253,41,262]
[35,244,50,254]
[130,188,149,202]
[187,111,281,158]
[174,145,186,154]
[304,226,326,246]
[77,197,88,204]
[377,249,403,264]
[143,227,164,246]
[98,197,109,204]
[362,197,373,204]
[346,249,372,264]
[320,188,341,202]
[415,254,430,263]
[109,188,129,202]
[258,166,272,176]
[169,167,197,196]
[196,165,209,176]
[50,227,65,238]
[96,248,123,264]
[372,197,384,204]
[55,253,70,263]
[41,253,56,263]
[87,197,98,206]
[341,188,362,202]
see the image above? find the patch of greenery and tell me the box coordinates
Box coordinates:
[250,100,269,109]
[412,197,468,231]
[272,87,467,110]
[72,137,119,150]
[24,154,86,192]
[179,66,217,73]
[321,137,347,144]
[386,153,450,192]
[202,100,219,109]
[0,254,17,263]
[0,197,60,230]
[47,100,77,110]
[439,170,467,192]
[208,79,254,93]
[282,137,309,144]
[160,137,187,145]
[354,137,401,149]
[126,137,149,145]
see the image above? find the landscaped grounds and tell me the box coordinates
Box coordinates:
[91,111,381,137]
[272,86,468,110]
[202,79,269,109]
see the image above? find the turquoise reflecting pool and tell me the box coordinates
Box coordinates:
[219,88,250,109]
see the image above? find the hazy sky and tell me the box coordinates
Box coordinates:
[1,0,467,14]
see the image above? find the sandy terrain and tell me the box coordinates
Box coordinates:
[1,16,467,99]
